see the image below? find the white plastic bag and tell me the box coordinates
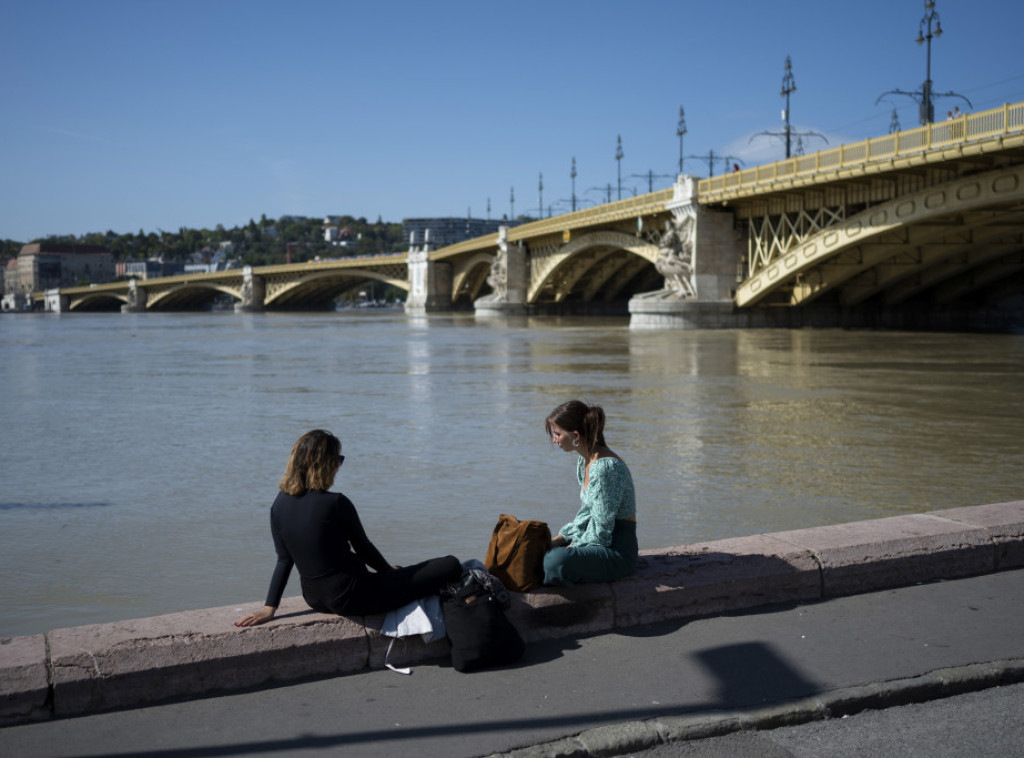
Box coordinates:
[381,595,446,643]
[380,595,446,674]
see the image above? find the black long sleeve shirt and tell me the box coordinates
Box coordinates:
[264,489,391,608]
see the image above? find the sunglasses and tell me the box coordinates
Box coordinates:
[337,455,346,466]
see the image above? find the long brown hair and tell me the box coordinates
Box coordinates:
[545,400,606,454]
[278,429,341,496]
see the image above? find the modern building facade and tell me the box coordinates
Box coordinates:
[402,218,506,249]
[115,260,186,279]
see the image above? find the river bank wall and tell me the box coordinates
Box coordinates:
[2,499,1022,727]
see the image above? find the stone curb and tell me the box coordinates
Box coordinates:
[2,500,1022,727]
[483,657,1024,758]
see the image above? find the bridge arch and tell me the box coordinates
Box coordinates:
[735,164,1024,307]
[451,252,494,305]
[528,230,660,303]
[147,283,241,310]
[68,291,130,312]
[264,268,408,309]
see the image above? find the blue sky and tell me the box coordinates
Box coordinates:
[2,0,1023,243]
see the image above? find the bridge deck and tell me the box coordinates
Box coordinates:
[700,101,1024,204]
[431,188,675,260]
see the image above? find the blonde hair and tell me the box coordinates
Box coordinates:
[279,429,341,496]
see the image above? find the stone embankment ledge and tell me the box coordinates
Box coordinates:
[3,500,1023,727]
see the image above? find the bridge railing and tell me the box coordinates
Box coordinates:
[506,188,676,242]
[430,188,676,259]
[701,100,1024,199]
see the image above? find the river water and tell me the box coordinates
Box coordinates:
[1,311,1022,637]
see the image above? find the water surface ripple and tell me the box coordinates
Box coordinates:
[1,312,1022,636]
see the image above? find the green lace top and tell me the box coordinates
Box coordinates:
[558,456,637,548]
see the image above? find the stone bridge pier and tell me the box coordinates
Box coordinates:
[629,176,745,328]
[44,289,69,313]
[120,280,148,313]
[474,226,528,315]
[234,266,265,313]
[405,247,453,313]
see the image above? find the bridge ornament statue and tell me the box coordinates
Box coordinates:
[481,233,508,302]
[637,213,697,301]
[125,278,147,313]
[475,226,527,314]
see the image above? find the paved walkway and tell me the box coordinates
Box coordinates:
[3,568,1023,757]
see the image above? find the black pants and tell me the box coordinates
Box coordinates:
[339,555,462,616]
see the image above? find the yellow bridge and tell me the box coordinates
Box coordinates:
[46,100,1024,328]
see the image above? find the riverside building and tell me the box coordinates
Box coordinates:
[7,243,114,295]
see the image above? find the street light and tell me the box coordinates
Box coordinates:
[676,106,687,174]
[630,170,675,193]
[571,157,577,213]
[751,56,826,159]
[538,173,544,219]
[780,55,796,158]
[889,108,902,134]
[916,0,942,124]
[876,0,970,125]
[510,187,515,222]
[686,151,744,177]
[615,135,624,200]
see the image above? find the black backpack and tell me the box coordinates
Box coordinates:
[442,573,525,672]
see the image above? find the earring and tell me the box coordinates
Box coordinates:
[572,438,580,447]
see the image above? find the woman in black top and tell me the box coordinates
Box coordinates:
[235,429,461,626]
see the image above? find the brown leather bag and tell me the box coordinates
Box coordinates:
[484,514,551,592]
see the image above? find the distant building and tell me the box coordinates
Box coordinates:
[402,217,506,250]
[324,223,355,246]
[9,242,113,294]
[115,259,185,279]
[182,246,239,274]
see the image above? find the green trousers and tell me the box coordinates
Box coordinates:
[543,519,638,587]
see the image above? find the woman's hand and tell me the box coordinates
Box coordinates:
[550,534,568,549]
[234,605,277,627]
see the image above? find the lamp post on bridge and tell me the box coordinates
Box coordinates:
[750,56,827,159]
[918,0,941,124]
[781,55,796,158]
[630,170,675,193]
[571,157,577,213]
[686,151,743,177]
[615,135,624,200]
[676,106,687,175]
[509,187,515,223]
[875,0,971,125]
[889,108,902,134]
[538,173,544,219]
